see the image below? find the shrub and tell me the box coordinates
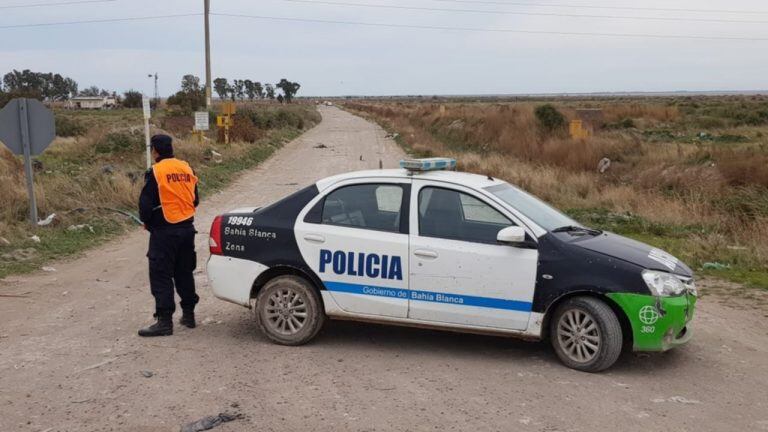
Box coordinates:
[55,116,87,137]
[94,130,143,154]
[122,90,142,108]
[534,104,566,134]
[226,114,262,143]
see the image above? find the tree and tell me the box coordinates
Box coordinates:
[276,78,301,103]
[276,94,284,104]
[254,81,264,99]
[534,104,566,134]
[167,74,206,112]
[232,79,245,101]
[2,69,77,101]
[225,83,236,101]
[122,90,143,108]
[243,80,256,100]
[181,74,201,93]
[213,77,229,100]
[80,86,101,97]
[265,83,275,100]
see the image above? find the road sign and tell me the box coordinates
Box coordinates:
[216,115,233,127]
[142,97,151,119]
[222,102,236,116]
[194,111,210,131]
[0,98,57,225]
[0,98,55,156]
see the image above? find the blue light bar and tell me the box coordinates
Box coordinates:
[400,157,456,172]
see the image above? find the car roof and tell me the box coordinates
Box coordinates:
[315,168,507,191]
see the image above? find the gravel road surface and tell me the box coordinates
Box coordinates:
[1,106,767,432]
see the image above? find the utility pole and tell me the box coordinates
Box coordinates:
[204,0,212,109]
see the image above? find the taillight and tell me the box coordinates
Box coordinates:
[209,215,223,255]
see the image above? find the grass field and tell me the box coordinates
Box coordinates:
[343,96,768,289]
[0,103,320,278]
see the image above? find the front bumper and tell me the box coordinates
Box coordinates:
[606,292,696,352]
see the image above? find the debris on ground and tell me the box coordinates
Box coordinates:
[702,262,730,270]
[313,143,328,149]
[180,412,243,432]
[68,224,95,233]
[101,164,115,174]
[653,396,701,405]
[37,213,57,226]
[0,237,10,246]
[211,150,223,163]
[598,157,611,173]
[384,132,399,139]
[1,248,37,262]
[42,267,57,272]
[30,235,41,243]
[140,370,154,378]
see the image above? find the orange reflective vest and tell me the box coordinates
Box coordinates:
[152,158,198,224]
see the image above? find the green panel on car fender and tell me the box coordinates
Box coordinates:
[606,292,696,351]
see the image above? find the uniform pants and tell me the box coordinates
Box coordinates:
[147,225,199,317]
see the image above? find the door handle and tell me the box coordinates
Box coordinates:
[414,249,438,259]
[303,234,326,243]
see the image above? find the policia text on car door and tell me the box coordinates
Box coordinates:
[137,134,200,337]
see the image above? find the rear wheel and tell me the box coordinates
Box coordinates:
[550,296,623,372]
[255,275,325,346]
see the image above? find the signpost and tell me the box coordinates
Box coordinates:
[193,111,209,144]
[194,111,209,131]
[142,96,152,169]
[217,102,236,144]
[0,98,56,225]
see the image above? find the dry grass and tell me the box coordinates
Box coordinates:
[344,99,768,286]
[0,104,321,244]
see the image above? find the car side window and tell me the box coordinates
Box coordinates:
[419,186,513,244]
[322,184,404,232]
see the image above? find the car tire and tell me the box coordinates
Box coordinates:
[255,275,325,346]
[549,296,623,372]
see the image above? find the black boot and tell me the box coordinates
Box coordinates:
[180,310,196,329]
[138,315,173,337]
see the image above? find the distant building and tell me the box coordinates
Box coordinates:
[70,96,117,110]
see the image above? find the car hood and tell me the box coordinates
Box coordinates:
[561,231,693,277]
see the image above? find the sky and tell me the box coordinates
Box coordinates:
[0,0,766,97]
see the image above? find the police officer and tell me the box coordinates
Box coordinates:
[138,134,200,337]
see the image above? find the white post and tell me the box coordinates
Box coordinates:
[142,96,152,169]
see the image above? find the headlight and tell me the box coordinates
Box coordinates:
[642,270,686,296]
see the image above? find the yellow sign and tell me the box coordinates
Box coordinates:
[216,115,233,127]
[569,119,591,140]
[222,102,236,116]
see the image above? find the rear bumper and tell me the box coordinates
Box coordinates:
[207,254,268,307]
[606,292,696,352]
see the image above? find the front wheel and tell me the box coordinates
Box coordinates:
[550,296,623,372]
[255,275,325,346]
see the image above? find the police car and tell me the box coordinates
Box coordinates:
[207,158,696,372]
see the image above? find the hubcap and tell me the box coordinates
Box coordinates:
[556,309,600,363]
[264,288,308,335]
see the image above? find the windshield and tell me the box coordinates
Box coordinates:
[485,183,579,232]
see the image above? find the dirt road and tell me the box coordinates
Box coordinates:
[1,106,767,432]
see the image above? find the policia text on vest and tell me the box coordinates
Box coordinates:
[137,135,200,337]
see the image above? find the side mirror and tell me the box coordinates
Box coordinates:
[497,226,525,244]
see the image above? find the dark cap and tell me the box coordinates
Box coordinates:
[150,134,174,158]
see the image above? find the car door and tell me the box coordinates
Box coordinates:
[295,180,411,318]
[408,181,537,330]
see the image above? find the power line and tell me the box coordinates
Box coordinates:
[0,13,201,29]
[424,0,768,15]
[211,12,768,41]
[278,0,768,24]
[0,0,117,10]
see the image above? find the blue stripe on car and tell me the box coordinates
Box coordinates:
[323,281,532,312]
